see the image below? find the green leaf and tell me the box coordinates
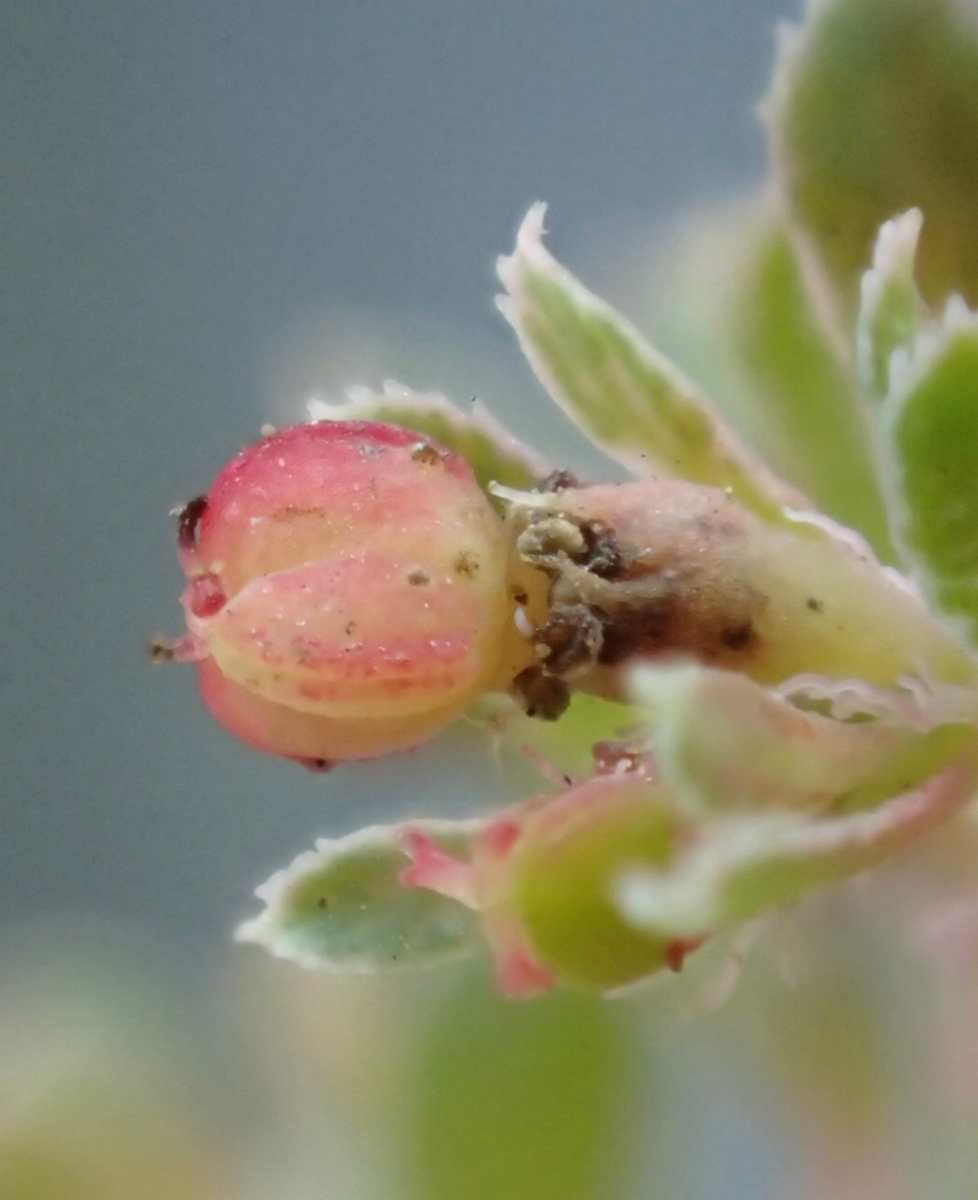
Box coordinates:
[769,0,978,326]
[631,662,974,816]
[733,216,894,555]
[628,199,893,555]
[471,690,641,781]
[496,204,805,523]
[616,749,978,940]
[409,970,637,1200]
[308,382,551,494]
[856,209,928,399]
[881,306,978,646]
[236,821,482,971]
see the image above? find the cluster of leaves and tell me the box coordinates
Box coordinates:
[166,0,978,998]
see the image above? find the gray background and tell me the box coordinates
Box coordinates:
[2,0,790,957]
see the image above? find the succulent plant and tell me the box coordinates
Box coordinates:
[160,0,978,998]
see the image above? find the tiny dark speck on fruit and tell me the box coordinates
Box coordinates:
[807,597,825,612]
[411,443,443,466]
[454,550,480,578]
[317,897,328,910]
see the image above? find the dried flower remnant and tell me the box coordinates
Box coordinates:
[161,421,545,765]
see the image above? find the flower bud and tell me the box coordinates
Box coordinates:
[400,763,702,996]
[171,421,541,765]
[508,771,697,991]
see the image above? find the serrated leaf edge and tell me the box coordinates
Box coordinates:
[615,756,978,938]
[236,818,484,972]
[308,380,553,483]
[496,204,806,517]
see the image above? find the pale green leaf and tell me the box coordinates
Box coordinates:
[631,662,974,816]
[496,204,805,523]
[882,306,978,647]
[236,821,482,972]
[856,209,928,398]
[732,215,894,554]
[616,751,978,939]
[628,198,893,555]
[308,382,551,493]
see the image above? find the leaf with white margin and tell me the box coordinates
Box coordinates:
[732,215,894,555]
[612,197,891,554]
[881,301,978,647]
[768,0,978,331]
[631,662,974,816]
[496,204,806,523]
[308,382,552,494]
[856,209,928,399]
[236,820,483,971]
[778,670,978,730]
[854,210,931,398]
[616,750,978,940]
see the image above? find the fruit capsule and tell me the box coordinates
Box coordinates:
[171,421,540,765]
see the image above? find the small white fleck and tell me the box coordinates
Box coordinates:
[514,606,533,637]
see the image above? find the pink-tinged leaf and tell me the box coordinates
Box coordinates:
[617,754,978,941]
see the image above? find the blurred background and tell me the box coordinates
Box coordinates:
[5,1,976,1197]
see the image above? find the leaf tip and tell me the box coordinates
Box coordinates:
[758,15,806,133]
[496,201,550,291]
[232,913,266,947]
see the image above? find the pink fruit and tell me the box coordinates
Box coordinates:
[171,421,538,765]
